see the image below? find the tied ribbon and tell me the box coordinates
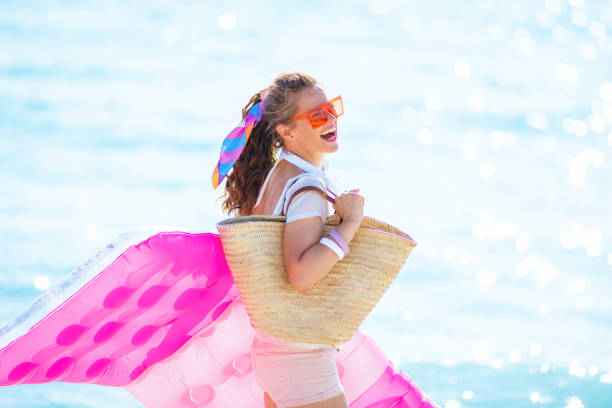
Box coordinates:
[212,90,268,189]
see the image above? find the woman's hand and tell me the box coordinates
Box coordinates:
[333,188,364,225]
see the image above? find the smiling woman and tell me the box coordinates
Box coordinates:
[0,71,436,408]
[211,71,434,408]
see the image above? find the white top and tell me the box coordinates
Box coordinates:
[253,149,341,223]
[251,148,343,351]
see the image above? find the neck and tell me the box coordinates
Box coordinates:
[284,148,323,169]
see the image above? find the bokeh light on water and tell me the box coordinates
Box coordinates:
[1,0,611,406]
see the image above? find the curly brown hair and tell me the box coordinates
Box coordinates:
[221,72,319,216]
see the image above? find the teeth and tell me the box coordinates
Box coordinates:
[322,126,336,135]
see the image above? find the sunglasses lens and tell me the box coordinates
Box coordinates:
[309,108,328,128]
[329,99,343,117]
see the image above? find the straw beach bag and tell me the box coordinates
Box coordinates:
[216,188,417,345]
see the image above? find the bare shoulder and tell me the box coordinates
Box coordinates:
[252,160,305,215]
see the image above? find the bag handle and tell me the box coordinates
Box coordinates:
[281,183,337,216]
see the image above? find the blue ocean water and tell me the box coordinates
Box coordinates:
[1,0,611,407]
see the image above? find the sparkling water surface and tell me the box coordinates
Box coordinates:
[1,0,611,407]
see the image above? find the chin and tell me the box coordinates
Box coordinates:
[323,142,339,154]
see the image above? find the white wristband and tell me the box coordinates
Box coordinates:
[320,237,345,261]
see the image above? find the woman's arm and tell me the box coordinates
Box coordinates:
[284,216,360,293]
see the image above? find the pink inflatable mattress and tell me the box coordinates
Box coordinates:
[0,229,438,407]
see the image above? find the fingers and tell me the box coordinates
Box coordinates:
[337,190,364,203]
[344,191,364,203]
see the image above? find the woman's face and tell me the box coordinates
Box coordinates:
[277,85,339,165]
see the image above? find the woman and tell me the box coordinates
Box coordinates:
[0,75,435,408]
[219,72,364,408]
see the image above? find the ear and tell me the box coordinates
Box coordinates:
[276,123,294,141]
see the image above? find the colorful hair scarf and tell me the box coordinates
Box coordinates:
[211,88,269,189]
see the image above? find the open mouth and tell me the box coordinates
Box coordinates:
[320,127,337,142]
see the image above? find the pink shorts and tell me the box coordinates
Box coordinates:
[251,335,344,408]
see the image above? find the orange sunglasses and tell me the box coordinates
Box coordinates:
[293,95,344,129]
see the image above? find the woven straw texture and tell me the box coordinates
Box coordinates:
[216,214,417,345]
